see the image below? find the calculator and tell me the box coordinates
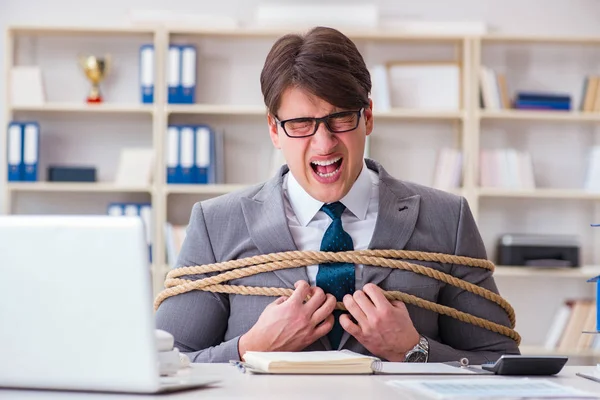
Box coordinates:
[481,355,568,375]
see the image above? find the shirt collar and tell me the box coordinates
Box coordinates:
[285,160,372,226]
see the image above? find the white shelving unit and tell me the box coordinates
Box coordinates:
[3,25,600,360]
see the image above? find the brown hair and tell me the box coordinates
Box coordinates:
[260,26,371,117]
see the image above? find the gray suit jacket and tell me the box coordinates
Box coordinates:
[155,159,520,364]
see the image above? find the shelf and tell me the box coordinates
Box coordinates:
[11,103,154,114]
[481,35,600,45]
[519,346,600,357]
[477,188,600,200]
[494,265,600,278]
[167,104,464,120]
[376,109,465,120]
[478,110,600,122]
[167,104,267,116]
[7,182,153,193]
[8,25,155,36]
[165,184,249,195]
[168,27,465,42]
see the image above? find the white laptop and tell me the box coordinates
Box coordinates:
[0,215,218,393]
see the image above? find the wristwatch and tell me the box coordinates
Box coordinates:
[404,335,429,363]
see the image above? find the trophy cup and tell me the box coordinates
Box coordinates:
[79,55,110,103]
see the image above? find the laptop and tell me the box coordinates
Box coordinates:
[0,215,218,393]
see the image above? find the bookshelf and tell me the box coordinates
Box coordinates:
[3,25,600,361]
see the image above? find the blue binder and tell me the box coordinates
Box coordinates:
[167,45,181,104]
[166,126,180,183]
[107,203,124,216]
[179,125,195,184]
[139,203,153,263]
[7,122,23,182]
[22,122,39,182]
[194,125,213,184]
[179,45,197,104]
[140,44,154,104]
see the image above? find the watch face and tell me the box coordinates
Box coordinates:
[406,350,427,363]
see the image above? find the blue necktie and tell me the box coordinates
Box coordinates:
[316,201,355,349]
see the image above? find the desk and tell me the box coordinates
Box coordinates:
[0,365,599,399]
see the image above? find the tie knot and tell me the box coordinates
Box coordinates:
[321,201,346,220]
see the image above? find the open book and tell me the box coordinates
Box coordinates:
[240,350,491,375]
[242,350,377,374]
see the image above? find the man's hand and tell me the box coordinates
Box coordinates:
[339,283,420,362]
[238,280,336,358]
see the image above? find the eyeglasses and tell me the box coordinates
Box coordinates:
[274,108,364,138]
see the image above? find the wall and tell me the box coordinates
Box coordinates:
[2,0,600,212]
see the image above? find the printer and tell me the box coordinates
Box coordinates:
[496,233,580,268]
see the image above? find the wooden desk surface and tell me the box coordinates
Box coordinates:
[0,365,599,399]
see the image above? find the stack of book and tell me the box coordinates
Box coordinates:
[544,299,599,352]
[479,148,535,189]
[513,92,571,111]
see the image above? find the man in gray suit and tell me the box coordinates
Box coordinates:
[155,26,520,364]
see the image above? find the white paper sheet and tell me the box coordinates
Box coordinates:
[387,378,599,399]
[376,362,480,375]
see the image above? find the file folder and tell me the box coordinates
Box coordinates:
[167,45,181,104]
[179,126,195,184]
[123,203,139,217]
[166,126,180,184]
[194,125,212,184]
[107,203,124,216]
[140,44,154,104]
[22,122,39,182]
[7,122,23,182]
[139,203,153,262]
[180,45,196,104]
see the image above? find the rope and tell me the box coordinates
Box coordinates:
[154,249,521,345]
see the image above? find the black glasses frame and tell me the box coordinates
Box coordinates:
[275,108,364,138]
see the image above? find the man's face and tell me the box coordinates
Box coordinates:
[268,87,373,203]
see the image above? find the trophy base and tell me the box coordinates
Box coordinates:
[86,96,103,104]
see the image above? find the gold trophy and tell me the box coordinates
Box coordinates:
[79,55,110,103]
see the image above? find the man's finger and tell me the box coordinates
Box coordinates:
[339,314,361,338]
[311,293,336,326]
[352,290,377,317]
[362,283,391,309]
[343,293,368,327]
[289,280,311,303]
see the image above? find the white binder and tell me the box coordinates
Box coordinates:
[140,45,154,103]
[166,126,179,183]
[107,203,123,216]
[22,122,39,182]
[167,45,181,103]
[179,126,195,183]
[195,126,211,184]
[180,46,196,104]
[7,123,22,182]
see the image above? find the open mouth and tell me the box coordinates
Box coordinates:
[310,157,343,178]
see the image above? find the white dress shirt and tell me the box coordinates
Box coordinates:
[282,160,379,288]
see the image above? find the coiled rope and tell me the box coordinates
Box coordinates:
[154,249,521,345]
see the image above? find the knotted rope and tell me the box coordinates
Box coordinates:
[154,249,521,345]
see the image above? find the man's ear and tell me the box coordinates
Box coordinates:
[267,114,281,149]
[365,98,374,136]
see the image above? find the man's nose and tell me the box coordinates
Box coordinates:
[310,122,337,152]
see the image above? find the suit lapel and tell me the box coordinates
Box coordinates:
[339,161,421,350]
[240,168,329,349]
[240,168,309,288]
